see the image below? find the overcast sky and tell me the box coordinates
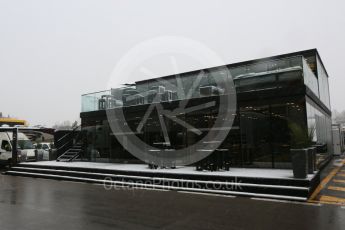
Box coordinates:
[1,0,345,127]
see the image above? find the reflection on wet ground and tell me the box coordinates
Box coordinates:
[1,168,345,230]
[309,156,345,205]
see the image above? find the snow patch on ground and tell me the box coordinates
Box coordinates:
[20,161,315,180]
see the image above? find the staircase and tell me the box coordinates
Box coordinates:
[56,144,82,162]
[4,163,321,202]
[55,125,83,162]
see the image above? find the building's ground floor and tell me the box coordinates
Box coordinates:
[80,86,332,169]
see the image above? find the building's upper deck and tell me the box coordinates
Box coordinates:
[81,49,330,113]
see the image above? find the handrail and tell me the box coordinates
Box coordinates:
[56,124,81,143]
[57,139,73,152]
[81,89,110,97]
[81,56,304,97]
[56,125,81,151]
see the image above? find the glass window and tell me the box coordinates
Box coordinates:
[1,140,11,151]
[278,70,303,86]
[303,58,319,97]
[240,105,272,168]
[18,140,35,150]
[306,98,332,161]
[81,90,112,112]
[270,103,291,168]
[81,55,333,169]
[316,56,331,109]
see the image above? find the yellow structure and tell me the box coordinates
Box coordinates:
[0,118,27,127]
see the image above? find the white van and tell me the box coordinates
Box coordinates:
[36,142,54,161]
[0,132,14,165]
[0,131,36,165]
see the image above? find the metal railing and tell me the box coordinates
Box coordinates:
[56,125,82,157]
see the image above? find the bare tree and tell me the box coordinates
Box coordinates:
[333,110,345,124]
[52,120,78,130]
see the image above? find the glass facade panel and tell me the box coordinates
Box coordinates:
[81,69,231,113]
[277,70,303,86]
[302,58,319,97]
[231,56,305,93]
[316,56,331,109]
[81,90,111,112]
[306,98,332,156]
[81,56,306,113]
[235,97,306,168]
[270,103,291,168]
[80,52,332,169]
[230,56,303,78]
[83,120,111,162]
[240,105,272,168]
[81,95,307,169]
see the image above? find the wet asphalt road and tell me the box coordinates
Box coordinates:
[1,171,345,230]
[311,157,345,204]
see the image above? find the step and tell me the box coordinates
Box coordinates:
[5,166,310,200]
[57,156,78,160]
[58,157,76,160]
[5,170,308,201]
[56,159,69,162]
[9,166,310,190]
[13,163,314,187]
[69,148,82,151]
[63,152,79,156]
[66,149,81,153]
[56,157,78,162]
[63,153,79,156]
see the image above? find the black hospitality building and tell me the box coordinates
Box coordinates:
[80,49,332,169]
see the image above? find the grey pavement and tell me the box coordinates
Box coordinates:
[1,171,345,230]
